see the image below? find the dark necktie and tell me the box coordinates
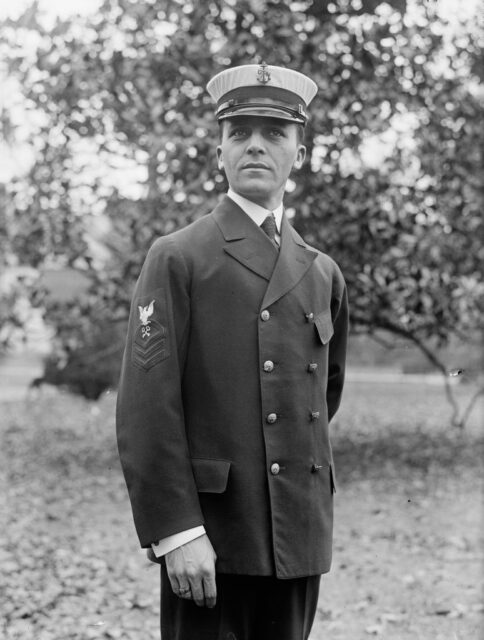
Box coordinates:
[260,213,278,247]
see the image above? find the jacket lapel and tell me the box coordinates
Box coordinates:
[262,213,318,308]
[213,196,278,281]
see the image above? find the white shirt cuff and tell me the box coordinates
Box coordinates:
[151,526,206,558]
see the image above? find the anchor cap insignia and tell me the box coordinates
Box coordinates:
[257,62,271,84]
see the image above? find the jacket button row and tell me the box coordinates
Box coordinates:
[260,310,270,321]
[266,412,278,424]
[263,361,316,373]
[271,463,322,475]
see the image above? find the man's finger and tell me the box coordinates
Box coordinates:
[166,570,191,600]
[203,574,217,609]
[177,584,192,599]
[165,565,183,597]
[168,574,181,596]
[188,575,205,607]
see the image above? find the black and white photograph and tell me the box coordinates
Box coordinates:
[1,1,483,639]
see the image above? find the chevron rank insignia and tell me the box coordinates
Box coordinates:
[132,296,170,371]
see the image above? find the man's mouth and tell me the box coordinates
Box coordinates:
[242,163,270,170]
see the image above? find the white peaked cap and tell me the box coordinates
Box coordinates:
[206,63,318,124]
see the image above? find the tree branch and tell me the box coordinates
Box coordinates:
[377,318,463,428]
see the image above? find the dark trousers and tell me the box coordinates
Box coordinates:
[160,567,321,640]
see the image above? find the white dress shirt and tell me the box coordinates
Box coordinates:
[227,188,283,245]
[151,190,284,558]
[152,525,206,557]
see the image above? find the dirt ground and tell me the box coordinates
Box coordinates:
[2,379,483,639]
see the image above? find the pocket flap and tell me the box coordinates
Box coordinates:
[191,458,231,494]
[315,310,334,345]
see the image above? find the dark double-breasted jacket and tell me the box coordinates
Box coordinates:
[116,195,348,579]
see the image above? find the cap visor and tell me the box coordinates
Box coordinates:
[218,105,305,124]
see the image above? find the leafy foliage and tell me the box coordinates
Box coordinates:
[1,0,483,396]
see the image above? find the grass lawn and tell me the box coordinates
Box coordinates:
[2,379,483,640]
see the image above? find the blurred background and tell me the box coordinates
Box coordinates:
[1,1,483,638]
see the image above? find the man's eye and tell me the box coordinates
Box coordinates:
[230,128,247,137]
[269,129,284,137]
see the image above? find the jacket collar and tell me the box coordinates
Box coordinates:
[212,195,318,302]
[213,195,278,281]
[227,189,283,234]
[261,213,318,308]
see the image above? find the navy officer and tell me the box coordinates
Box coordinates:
[116,62,349,639]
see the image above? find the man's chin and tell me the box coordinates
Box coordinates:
[236,182,273,201]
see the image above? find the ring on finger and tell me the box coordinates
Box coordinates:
[177,586,191,597]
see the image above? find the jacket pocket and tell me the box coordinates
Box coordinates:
[315,310,334,345]
[191,458,231,494]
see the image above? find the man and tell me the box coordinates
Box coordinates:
[116,63,348,640]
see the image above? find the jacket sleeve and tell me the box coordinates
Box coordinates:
[116,235,204,548]
[326,265,349,424]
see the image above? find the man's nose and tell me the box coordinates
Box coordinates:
[246,131,265,153]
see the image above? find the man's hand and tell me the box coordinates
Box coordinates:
[165,534,217,608]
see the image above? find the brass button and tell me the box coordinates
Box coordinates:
[261,310,270,321]
[266,413,278,424]
[263,360,274,372]
[307,363,318,373]
[270,463,280,475]
[311,464,323,473]
[310,411,320,421]
[305,312,314,322]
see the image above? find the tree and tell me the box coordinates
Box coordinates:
[1,0,483,421]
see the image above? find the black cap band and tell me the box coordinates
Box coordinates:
[216,85,308,123]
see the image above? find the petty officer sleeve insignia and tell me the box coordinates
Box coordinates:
[131,291,171,371]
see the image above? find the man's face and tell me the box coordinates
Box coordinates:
[216,116,306,209]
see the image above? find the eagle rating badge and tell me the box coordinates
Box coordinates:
[132,298,170,371]
[138,300,155,338]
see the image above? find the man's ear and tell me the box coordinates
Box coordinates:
[293,145,306,170]
[216,146,224,170]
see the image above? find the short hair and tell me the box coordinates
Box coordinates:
[218,120,305,144]
[296,124,305,144]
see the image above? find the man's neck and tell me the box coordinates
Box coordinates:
[227,189,284,234]
[227,188,283,212]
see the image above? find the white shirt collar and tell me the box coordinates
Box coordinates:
[227,189,283,233]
